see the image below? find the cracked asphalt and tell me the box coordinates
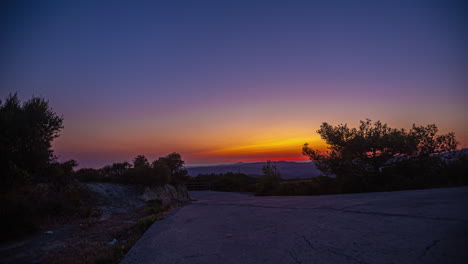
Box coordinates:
[122,187,468,264]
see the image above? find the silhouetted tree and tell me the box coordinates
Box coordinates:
[75,168,103,182]
[151,161,171,184]
[1,94,64,189]
[0,94,92,240]
[302,119,458,191]
[152,153,188,184]
[256,161,282,195]
[133,155,149,168]
[44,159,78,187]
[102,162,131,179]
[262,160,282,180]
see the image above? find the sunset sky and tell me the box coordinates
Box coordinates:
[1,0,467,167]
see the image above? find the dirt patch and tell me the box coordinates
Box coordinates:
[0,183,190,264]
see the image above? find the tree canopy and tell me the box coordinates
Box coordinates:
[0,94,89,240]
[133,155,150,168]
[261,160,282,180]
[302,119,458,178]
[1,94,66,190]
[0,94,64,173]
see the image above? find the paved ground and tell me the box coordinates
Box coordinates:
[122,187,468,264]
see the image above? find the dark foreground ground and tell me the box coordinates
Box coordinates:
[122,187,468,264]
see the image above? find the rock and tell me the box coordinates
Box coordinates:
[85,183,145,219]
[140,185,190,205]
[84,183,190,220]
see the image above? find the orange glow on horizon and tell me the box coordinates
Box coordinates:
[185,136,327,163]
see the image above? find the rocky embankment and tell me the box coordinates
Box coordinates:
[0,183,191,264]
[86,183,191,219]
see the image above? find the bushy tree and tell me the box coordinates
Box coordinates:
[193,173,256,192]
[101,162,131,179]
[256,161,282,195]
[75,168,103,182]
[133,155,149,168]
[302,119,459,191]
[151,161,171,184]
[78,153,189,186]
[152,153,188,184]
[261,160,282,180]
[1,94,64,187]
[0,94,92,240]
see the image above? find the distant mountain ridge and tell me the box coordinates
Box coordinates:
[186,149,468,179]
[187,161,321,179]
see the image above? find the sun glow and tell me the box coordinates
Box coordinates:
[202,136,325,157]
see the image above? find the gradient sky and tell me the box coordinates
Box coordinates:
[1,0,467,167]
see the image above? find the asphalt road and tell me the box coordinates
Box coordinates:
[122,187,468,264]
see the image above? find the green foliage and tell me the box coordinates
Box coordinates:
[302,119,459,192]
[259,120,466,197]
[192,172,257,192]
[260,152,467,196]
[261,160,282,179]
[133,155,149,168]
[101,162,132,180]
[256,161,283,196]
[145,199,170,214]
[0,94,64,189]
[137,215,163,233]
[76,153,188,186]
[153,152,188,184]
[1,167,95,240]
[441,152,468,186]
[0,94,93,241]
[75,168,104,182]
[151,160,171,184]
[378,152,468,190]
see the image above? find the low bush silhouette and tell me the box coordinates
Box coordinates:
[145,199,170,214]
[76,153,189,186]
[256,161,283,195]
[0,94,93,241]
[259,119,467,196]
[191,172,257,192]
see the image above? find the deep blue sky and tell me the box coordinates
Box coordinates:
[1,0,467,167]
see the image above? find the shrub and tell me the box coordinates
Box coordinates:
[76,153,188,186]
[0,94,94,241]
[192,173,257,192]
[137,215,163,233]
[145,199,170,214]
[256,161,283,196]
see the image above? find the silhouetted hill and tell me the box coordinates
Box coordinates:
[187,161,320,179]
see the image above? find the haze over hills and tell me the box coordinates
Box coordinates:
[186,149,468,180]
[187,161,321,179]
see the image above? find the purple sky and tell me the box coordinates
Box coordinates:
[1,0,467,167]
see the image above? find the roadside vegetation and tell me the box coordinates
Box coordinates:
[190,172,256,192]
[0,94,188,247]
[1,94,94,240]
[2,92,467,252]
[38,198,171,264]
[256,119,467,196]
[255,161,283,195]
[75,152,189,186]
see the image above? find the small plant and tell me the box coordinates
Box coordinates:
[145,199,170,214]
[256,161,282,195]
[137,215,163,233]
